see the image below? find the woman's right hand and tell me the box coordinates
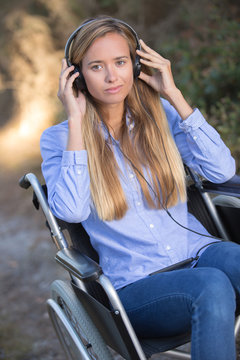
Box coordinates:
[57,59,86,121]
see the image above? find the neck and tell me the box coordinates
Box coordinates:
[99,102,125,140]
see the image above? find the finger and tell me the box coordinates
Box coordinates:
[58,68,79,100]
[60,59,70,77]
[137,48,166,65]
[59,64,75,91]
[65,70,80,91]
[61,58,67,69]
[139,57,169,71]
[138,71,152,85]
[139,39,165,60]
[60,64,75,79]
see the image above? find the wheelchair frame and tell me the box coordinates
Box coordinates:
[19,170,240,359]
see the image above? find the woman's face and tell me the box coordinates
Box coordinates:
[81,32,134,106]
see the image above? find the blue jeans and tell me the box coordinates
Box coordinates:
[117,241,240,360]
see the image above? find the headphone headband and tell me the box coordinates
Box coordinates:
[65,19,95,67]
[65,18,141,67]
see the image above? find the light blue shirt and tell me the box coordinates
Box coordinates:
[40,98,236,290]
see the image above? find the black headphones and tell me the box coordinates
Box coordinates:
[65,18,142,92]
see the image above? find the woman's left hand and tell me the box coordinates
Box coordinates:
[137,39,179,100]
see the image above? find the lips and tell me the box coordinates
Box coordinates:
[104,85,123,94]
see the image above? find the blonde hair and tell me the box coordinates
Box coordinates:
[70,16,186,221]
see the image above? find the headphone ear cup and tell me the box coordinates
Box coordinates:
[133,54,141,78]
[72,65,87,92]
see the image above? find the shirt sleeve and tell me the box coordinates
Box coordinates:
[161,98,236,183]
[40,122,91,223]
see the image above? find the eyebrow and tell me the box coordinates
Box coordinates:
[87,56,129,66]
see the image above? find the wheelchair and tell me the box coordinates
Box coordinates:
[19,168,240,359]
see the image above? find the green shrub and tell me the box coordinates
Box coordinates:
[160,3,240,171]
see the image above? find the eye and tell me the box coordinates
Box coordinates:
[116,60,126,66]
[91,64,103,71]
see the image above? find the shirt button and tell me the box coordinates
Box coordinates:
[137,202,141,206]
[77,169,82,175]
[150,224,154,228]
[193,136,198,140]
[129,173,134,179]
[166,245,171,251]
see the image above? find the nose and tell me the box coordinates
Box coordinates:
[105,65,117,83]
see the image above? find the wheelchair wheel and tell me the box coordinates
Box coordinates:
[49,280,113,360]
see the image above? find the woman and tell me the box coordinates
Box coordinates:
[41,16,239,359]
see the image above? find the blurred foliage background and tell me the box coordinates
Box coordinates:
[0,0,239,171]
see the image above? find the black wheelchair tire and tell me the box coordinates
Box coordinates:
[50,280,114,360]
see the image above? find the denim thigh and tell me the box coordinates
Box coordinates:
[117,265,235,339]
[196,241,240,299]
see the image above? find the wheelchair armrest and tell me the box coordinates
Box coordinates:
[19,174,32,189]
[55,247,103,282]
[202,175,240,197]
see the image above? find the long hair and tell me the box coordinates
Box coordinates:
[70,16,186,221]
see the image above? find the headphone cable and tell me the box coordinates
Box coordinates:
[113,139,223,242]
[101,104,224,243]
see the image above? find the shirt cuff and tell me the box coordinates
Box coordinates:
[61,150,88,166]
[178,108,206,133]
